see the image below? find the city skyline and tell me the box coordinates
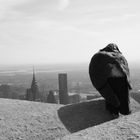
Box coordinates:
[0,0,140,65]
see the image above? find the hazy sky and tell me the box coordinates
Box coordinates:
[0,0,140,65]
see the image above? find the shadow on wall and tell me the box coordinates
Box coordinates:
[58,98,117,133]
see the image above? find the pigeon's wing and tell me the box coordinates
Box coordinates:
[89,51,131,107]
[89,52,121,107]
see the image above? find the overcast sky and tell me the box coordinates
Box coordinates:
[0,0,140,65]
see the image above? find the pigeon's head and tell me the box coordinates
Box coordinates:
[100,43,121,53]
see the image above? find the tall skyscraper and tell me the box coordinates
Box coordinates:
[58,73,69,104]
[26,68,40,101]
[31,68,39,100]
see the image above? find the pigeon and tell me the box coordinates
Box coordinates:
[89,43,132,115]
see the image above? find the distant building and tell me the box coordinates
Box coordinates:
[58,73,69,104]
[87,95,101,100]
[11,92,18,99]
[69,93,81,104]
[26,68,40,101]
[47,90,57,104]
[26,89,32,101]
[0,84,11,98]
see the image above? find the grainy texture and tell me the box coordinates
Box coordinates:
[0,99,69,140]
[60,98,140,140]
[0,97,139,140]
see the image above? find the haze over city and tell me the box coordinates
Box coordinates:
[0,1,140,139]
[0,0,139,65]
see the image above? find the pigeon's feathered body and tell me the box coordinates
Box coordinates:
[89,43,131,115]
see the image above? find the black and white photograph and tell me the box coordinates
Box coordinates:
[0,0,140,139]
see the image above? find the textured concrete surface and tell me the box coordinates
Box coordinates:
[0,97,139,140]
[0,99,69,140]
[60,110,140,140]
